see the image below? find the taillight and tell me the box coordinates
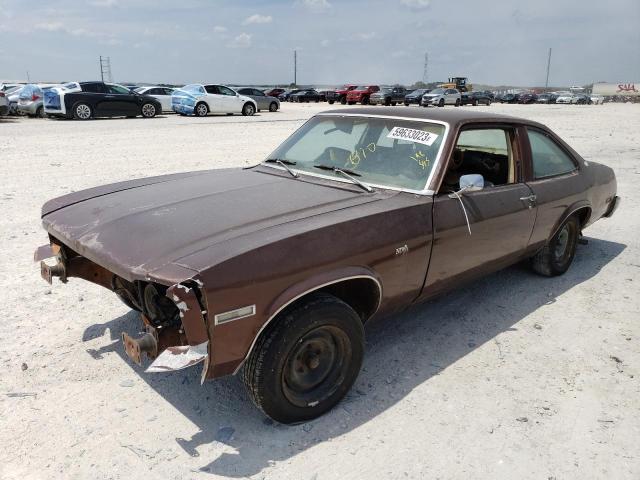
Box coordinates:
[32,94,40,101]
[0,92,5,98]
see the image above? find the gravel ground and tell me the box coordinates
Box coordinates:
[0,102,638,480]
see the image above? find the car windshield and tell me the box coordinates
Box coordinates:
[430,88,445,94]
[265,115,446,191]
[412,89,427,95]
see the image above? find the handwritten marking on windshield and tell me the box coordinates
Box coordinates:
[347,143,376,168]
[410,150,430,169]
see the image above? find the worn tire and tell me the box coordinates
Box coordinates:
[72,102,92,120]
[242,102,256,116]
[243,293,364,424]
[195,102,208,117]
[269,102,278,112]
[531,215,580,276]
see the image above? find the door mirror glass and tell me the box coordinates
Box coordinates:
[459,174,484,192]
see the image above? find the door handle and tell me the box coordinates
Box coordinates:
[519,194,537,208]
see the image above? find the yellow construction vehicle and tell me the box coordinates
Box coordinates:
[439,77,472,92]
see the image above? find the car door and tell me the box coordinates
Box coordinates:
[104,84,139,116]
[218,85,243,113]
[445,89,457,105]
[420,125,537,299]
[81,82,110,116]
[522,127,582,249]
[251,89,268,110]
[203,85,224,113]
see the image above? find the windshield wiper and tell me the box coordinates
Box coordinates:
[313,164,373,192]
[263,158,299,178]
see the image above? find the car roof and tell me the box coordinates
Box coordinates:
[319,106,547,129]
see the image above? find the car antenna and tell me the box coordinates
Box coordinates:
[448,189,472,235]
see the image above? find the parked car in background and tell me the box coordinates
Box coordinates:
[346,85,380,105]
[290,89,322,103]
[589,94,604,105]
[0,83,21,92]
[326,85,357,105]
[555,93,578,104]
[35,107,619,423]
[535,93,555,104]
[575,94,590,105]
[499,93,520,104]
[264,88,285,98]
[44,81,162,120]
[17,84,60,117]
[6,86,24,115]
[171,84,257,117]
[134,86,175,112]
[461,91,492,106]
[421,88,461,107]
[237,88,280,112]
[369,86,407,106]
[404,88,430,105]
[0,90,8,116]
[279,89,302,102]
[518,93,538,104]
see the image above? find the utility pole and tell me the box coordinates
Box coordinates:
[293,50,297,86]
[26,71,31,82]
[544,48,552,92]
[422,52,428,84]
[99,56,112,83]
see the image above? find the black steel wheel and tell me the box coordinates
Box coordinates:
[531,215,580,276]
[243,293,364,424]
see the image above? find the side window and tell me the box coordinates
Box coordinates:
[440,128,514,192]
[163,88,174,95]
[205,85,220,94]
[81,83,100,93]
[527,129,577,179]
[107,84,131,94]
[253,89,264,96]
[218,86,237,96]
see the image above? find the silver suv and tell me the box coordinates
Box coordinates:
[421,88,461,107]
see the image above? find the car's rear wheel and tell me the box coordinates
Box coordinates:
[361,96,369,105]
[340,96,347,105]
[531,215,580,276]
[242,102,256,116]
[269,102,278,112]
[195,102,208,117]
[73,102,92,120]
[243,293,364,424]
[141,103,157,118]
[455,98,461,107]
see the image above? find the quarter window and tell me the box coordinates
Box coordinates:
[527,129,576,179]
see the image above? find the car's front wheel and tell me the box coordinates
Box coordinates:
[141,103,157,118]
[438,98,445,107]
[243,293,364,424]
[195,102,208,117]
[242,102,256,116]
[73,102,92,120]
[531,215,579,276]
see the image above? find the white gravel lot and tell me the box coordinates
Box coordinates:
[0,102,638,480]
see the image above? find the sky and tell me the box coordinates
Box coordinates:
[1,0,639,87]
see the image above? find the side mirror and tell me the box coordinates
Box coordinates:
[459,174,484,192]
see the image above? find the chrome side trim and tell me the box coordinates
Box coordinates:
[214,304,256,325]
[260,113,449,196]
[232,274,383,375]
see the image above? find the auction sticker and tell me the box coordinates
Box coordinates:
[387,127,439,146]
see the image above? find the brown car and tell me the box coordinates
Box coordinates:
[35,108,619,423]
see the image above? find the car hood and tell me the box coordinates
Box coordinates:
[41,168,383,282]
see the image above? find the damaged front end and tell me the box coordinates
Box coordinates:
[35,240,211,382]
